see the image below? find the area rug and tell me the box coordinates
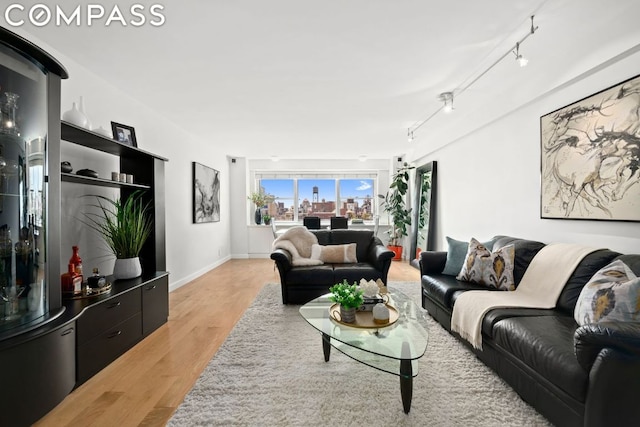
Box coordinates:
[168,282,551,426]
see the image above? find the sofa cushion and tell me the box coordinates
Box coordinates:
[492,237,546,287]
[491,315,588,402]
[329,229,373,262]
[311,243,357,263]
[333,264,384,284]
[574,259,640,325]
[423,273,489,310]
[556,249,620,315]
[311,230,332,245]
[442,236,498,276]
[456,238,516,291]
[285,265,335,285]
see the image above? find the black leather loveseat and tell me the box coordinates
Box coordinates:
[419,235,640,427]
[271,229,394,304]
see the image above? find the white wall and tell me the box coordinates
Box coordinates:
[410,47,640,255]
[12,27,231,291]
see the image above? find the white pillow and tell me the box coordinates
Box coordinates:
[311,243,357,263]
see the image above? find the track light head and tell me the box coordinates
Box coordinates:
[438,92,454,113]
[514,42,528,67]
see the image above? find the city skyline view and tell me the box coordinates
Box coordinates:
[260,178,376,221]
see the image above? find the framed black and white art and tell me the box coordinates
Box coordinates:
[192,162,220,223]
[540,74,640,221]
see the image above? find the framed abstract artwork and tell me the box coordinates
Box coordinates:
[192,162,220,223]
[540,74,640,221]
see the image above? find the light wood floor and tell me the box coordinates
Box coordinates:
[35,259,420,427]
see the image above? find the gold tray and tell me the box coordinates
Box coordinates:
[329,303,399,328]
[63,283,112,300]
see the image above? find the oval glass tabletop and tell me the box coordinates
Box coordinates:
[299,287,429,361]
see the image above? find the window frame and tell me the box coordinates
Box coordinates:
[254,171,378,224]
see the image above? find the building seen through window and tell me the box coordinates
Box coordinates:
[259,177,375,223]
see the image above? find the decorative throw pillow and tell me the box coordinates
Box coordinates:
[442,236,497,276]
[456,238,516,291]
[574,259,640,326]
[311,243,357,264]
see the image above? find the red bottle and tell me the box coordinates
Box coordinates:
[70,245,83,276]
[61,263,82,295]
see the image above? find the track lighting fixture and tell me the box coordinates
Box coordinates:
[406,15,538,142]
[439,92,454,113]
[514,42,528,67]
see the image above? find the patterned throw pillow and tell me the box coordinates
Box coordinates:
[574,259,640,326]
[456,238,516,291]
[442,236,497,276]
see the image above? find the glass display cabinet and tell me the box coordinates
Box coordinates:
[0,29,66,335]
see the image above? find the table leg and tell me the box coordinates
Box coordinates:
[400,359,413,414]
[322,333,331,362]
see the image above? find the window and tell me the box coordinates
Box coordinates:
[260,179,294,221]
[257,174,377,223]
[339,179,374,220]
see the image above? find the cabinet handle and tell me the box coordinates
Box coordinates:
[107,330,122,339]
[146,285,157,290]
[60,327,74,336]
[108,301,121,309]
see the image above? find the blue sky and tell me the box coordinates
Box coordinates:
[261,179,374,200]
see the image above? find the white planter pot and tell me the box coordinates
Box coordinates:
[113,257,142,280]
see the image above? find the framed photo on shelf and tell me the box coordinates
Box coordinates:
[111,121,137,147]
[192,162,220,223]
[540,73,640,222]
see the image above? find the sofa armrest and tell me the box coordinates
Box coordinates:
[270,248,293,270]
[574,322,640,372]
[368,238,394,271]
[419,251,447,276]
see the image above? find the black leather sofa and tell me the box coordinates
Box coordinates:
[419,236,640,427]
[271,229,394,304]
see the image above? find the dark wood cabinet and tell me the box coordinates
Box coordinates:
[60,123,169,386]
[0,27,168,426]
[142,275,169,336]
[73,273,169,384]
[0,322,76,426]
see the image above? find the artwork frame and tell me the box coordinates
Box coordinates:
[540,74,640,222]
[111,121,137,147]
[192,162,220,223]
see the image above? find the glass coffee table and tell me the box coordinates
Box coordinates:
[299,287,429,413]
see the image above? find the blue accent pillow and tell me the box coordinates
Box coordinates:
[442,236,497,276]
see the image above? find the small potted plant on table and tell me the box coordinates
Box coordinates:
[329,280,364,323]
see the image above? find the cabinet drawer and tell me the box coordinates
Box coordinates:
[77,313,142,384]
[77,289,141,345]
[142,275,169,336]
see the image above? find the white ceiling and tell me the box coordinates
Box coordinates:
[16,0,640,160]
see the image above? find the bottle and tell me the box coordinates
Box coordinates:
[70,246,83,276]
[88,267,106,289]
[61,263,82,295]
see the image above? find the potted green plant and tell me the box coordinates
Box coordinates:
[247,191,274,225]
[82,190,153,280]
[263,214,272,225]
[378,162,415,260]
[329,279,364,323]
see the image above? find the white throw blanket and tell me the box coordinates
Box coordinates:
[272,226,323,266]
[451,243,599,350]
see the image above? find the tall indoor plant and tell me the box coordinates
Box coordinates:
[83,190,153,280]
[379,162,414,260]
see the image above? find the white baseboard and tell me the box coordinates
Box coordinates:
[169,255,231,292]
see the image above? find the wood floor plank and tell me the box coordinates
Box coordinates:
[34,258,420,426]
